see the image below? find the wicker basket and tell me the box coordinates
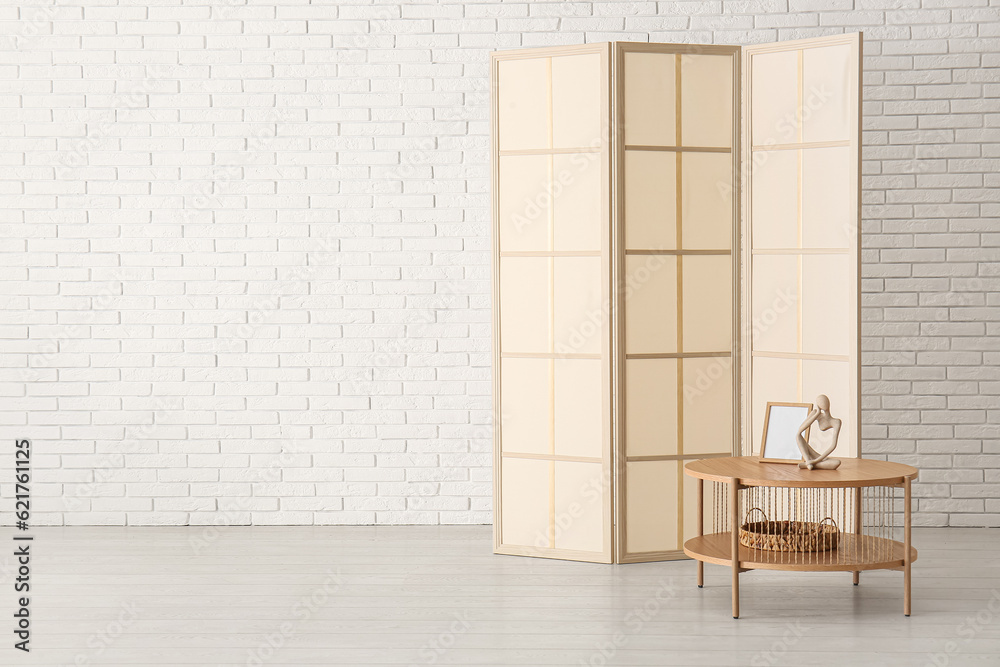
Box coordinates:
[739,508,840,552]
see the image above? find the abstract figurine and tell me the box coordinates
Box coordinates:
[796,394,842,470]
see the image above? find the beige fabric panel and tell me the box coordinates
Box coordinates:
[624,255,678,354]
[500,457,550,548]
[750,149,798,249]
[749,49,798,146]
[497,57,549,151]
[553,153,603,252]
[499,256,549,354]
[682,357,734,455]
[801,146,852,248]
[681,54,734,148]
[554,359,603,458]
[623,51,676,145]
[500,358,551,456]
[751,146,853,251]
[554,256,603,355]
[802,254,851,356]
[624,150,676,250]
[626,460,679,553]
[681,152,733,250]
[625,358,678,457]
[552,53,603,149]
[682,255,732,354]
[498,155,550,252]
[554,461,605,552]
[749,254,799,355]
[802,44,853,143]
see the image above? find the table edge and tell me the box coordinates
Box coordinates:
[683,456,919,488]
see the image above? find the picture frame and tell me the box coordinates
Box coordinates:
[759,402,813,464]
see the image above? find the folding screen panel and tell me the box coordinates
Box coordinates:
[492,44,614,563]
[741,33,862,462]
[615,43,740,563]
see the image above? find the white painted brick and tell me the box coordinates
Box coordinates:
[0,0,994,529]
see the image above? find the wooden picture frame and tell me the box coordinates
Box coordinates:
[758,402,812,464]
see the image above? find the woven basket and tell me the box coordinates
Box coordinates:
[739,508,840,552]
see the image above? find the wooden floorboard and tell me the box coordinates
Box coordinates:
[2,525,998,665]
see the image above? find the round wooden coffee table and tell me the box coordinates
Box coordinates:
[683,456,918,618]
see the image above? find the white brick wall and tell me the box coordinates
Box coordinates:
[0,1,996,527]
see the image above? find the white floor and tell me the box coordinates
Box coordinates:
[4,525,998,665]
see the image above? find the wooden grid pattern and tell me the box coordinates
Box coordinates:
[740,33,862,459]
[616,43,741,563]
[491,43,614,563]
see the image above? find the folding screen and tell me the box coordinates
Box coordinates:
[492,34,861,564]
[492,43,614,563]
[616,44,740,563]
[740,34,862,461]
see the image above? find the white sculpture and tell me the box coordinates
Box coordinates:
[796,394,842,470]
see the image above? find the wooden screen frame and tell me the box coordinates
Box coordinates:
[613,43,742,564]
[740,33,863,462]
[491,43,615,564]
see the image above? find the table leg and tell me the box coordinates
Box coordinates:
[730,477,739,619]
[904,477,912,617]
[697,477,704,588]
[853,486,862,586]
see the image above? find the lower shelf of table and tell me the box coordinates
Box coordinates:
[684,532,917,572]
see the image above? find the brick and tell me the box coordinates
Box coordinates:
[919,499,985,513]
[949,514,1000,528]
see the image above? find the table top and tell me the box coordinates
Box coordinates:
[684,456,918,488]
